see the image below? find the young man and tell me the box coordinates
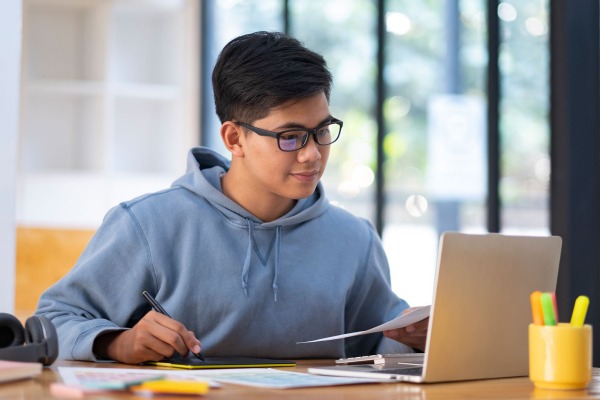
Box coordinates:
[36,31,428,364]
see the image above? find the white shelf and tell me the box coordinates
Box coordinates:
[20,93,105,172]
[24,1,107,81]
[18,0,198,228]
[26,79,106,96]
[111,83,182,100]
[16,171,176,229]
[109,6,183,85]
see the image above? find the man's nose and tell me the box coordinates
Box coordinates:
[297,134,321,162]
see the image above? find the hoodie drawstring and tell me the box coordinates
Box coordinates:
[272,225,281,302]
[241,218,253,297]
[241,218,281,302]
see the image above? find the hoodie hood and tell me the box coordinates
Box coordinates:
[172,147,330,300]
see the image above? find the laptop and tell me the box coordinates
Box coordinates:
[308,232,562,383]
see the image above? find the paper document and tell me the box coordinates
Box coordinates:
[298,305,430,344]
[0,360,42,383]
[58,367,221,388]
[188,368,381,388]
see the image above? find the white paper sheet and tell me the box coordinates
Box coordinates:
[58,367,220,388]
[58,367,376,390]
[297,305,430,344]
[58,367,381,388]
[189,368,382,388]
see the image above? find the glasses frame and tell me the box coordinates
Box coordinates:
[235,118,343,152]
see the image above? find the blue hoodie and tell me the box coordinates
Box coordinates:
[36,147,412,361]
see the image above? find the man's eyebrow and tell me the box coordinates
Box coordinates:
[274,116,334,130]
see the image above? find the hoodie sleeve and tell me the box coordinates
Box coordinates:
[35,204,156,361]
[343,220,414,357]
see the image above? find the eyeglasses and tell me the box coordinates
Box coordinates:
[235,118,343,152]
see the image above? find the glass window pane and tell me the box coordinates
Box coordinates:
[498,0,550,235]
[211,0,282,48]
[202,0,283,152]
[201,0,550,308]
[289,0,377,222]
[384,0,488,306]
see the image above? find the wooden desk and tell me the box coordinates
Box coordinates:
[2,360,600,399]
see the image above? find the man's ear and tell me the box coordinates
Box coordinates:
[221,121,244,157]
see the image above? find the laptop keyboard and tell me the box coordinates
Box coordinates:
[370,367,424,376]
[337,353,425,365]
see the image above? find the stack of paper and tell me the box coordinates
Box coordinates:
[0,360,42,383]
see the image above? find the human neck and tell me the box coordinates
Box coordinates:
[221,169,296,222]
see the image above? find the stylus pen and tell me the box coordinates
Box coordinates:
[142,290,205,361]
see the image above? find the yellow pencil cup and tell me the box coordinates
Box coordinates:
[529,323,592,390]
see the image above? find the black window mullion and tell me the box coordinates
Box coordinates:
[487,0,501,233]
[375,0,386,236]
[283,0,290,34]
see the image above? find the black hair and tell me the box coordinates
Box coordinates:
[212,31,333,124]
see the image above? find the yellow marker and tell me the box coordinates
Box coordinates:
[530,291,544,325]
[131,380,210,395]
[570,295,590,327]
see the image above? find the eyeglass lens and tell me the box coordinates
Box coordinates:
[279,123,341,151]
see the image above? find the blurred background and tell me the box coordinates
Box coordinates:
[7,0,600,360]
[201,0,550,306]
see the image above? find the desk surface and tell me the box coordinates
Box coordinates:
[2,360,600,400]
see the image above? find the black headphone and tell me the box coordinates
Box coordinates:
[0,313,58,366]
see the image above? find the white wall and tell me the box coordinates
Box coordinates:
[0,0,22,313]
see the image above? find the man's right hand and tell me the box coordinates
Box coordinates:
[93,310,202,364]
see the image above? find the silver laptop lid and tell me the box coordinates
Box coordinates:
[423,232,562,382]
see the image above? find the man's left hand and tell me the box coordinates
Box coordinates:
[383,311,429,352]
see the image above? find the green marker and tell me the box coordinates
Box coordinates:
[540,292,556,326]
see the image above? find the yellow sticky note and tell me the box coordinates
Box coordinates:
[131,379,210,395]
